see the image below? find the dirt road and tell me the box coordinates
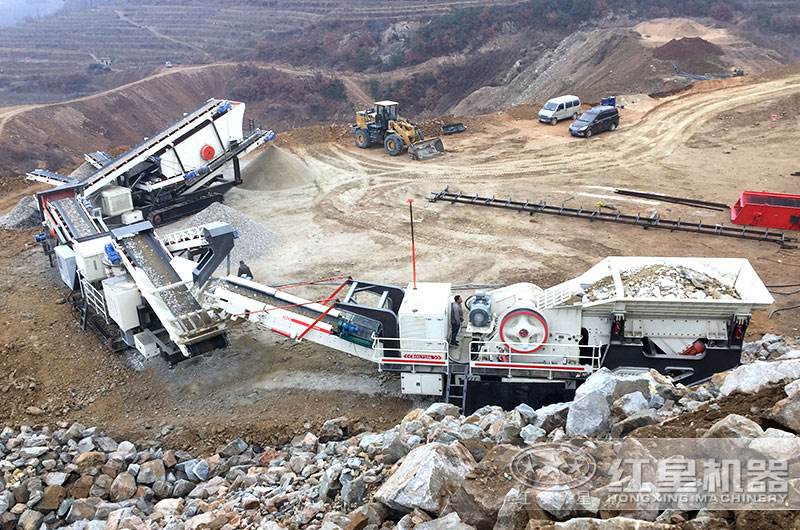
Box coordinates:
[113,10,213,59]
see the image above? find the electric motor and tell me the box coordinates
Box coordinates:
[469,290,492,327]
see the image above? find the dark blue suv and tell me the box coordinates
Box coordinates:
[569,105,619,137]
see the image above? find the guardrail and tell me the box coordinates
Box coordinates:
[469,341,602,376]
[373,336,449,370]
[80,278,109,324]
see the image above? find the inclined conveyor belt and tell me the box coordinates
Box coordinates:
[120,232,205,318]
[80,99,219,187]
[52,198,99,239]
[216,278,340,327]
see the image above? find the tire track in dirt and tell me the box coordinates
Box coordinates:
[301,74,800,253]
[357,74,800,185]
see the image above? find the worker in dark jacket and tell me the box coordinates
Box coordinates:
[450,295,463,346]
[238,260,253,280]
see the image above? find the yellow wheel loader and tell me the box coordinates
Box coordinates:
[349,100,444,160]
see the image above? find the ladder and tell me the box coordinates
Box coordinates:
[445,363,469,411]
[428,188,798,248]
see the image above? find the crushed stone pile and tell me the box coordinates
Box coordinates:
[0,195,39,230]
[241,146,314,191]
[178,202,280,272]
[1,346,798,530]
[585,264,740,301]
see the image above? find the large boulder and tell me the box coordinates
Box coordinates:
[575,368,653,405]
[219,438,247,458]
[67,498,100,523]
[442,445,523,529]
[36,485,66,512]
[17,509,43,530]
[374,442,475,515]
[554,517,675,529]
[719,359,800,396]
[109,473,137,502]
[136,460,166,485]
[153,499,183,516]
[497,411,525,445]
[530,402,570,434]
[610,392,649,420]
[424,403,461,421]
[611,409,659,438]
[566,392,611,437]
[73,452,106,475]
[701,414,763,438]
[416,512,475,530]
[535,487,575,520]
[769,391,800,432]
[493,488,537,530]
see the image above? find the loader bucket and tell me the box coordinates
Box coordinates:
[409,137,444,161]
[441,122,467,135]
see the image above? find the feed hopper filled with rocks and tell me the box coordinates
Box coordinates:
[463,257,772,409]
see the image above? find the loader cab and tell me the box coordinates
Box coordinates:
[373,100,399,129]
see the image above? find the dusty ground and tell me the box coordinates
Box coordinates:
[1,68,800,454]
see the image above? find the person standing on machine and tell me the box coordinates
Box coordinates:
[450,295,463,346]
[238,260,253,280]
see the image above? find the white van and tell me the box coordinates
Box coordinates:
[538,95,581,125]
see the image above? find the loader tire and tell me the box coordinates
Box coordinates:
[354,129,370,148]
[384,134,404,156]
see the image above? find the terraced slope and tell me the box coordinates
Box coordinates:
[0,0,526,104]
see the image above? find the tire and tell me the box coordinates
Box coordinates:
[150,213,163,226]
[550,117,558,126]
[384,134,404,156]
[572,112,578,120]
[585,128,592,138]
[609,122,617,132]
[354,129,370,148]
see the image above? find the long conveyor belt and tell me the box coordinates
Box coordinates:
[215,277,340,327]
[429,188,798,248]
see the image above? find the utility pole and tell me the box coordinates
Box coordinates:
[407,199,417,290]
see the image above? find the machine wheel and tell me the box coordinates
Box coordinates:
[585,128,593,138]
[354,129,370,148]
[609,122,617,132]
[149,213,163,226]
[384,134,404,156]
[550,117,558,125]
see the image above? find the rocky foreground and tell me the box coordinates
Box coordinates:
[1,341,799,530]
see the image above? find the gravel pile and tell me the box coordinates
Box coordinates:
[3,355,798,530]
[178,202,280,273]
[0,195,39,230]
[586,264,740,301]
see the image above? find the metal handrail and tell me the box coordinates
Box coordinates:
[372,336,449,367]
[80,278,109,323]
[469,340,602,374]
